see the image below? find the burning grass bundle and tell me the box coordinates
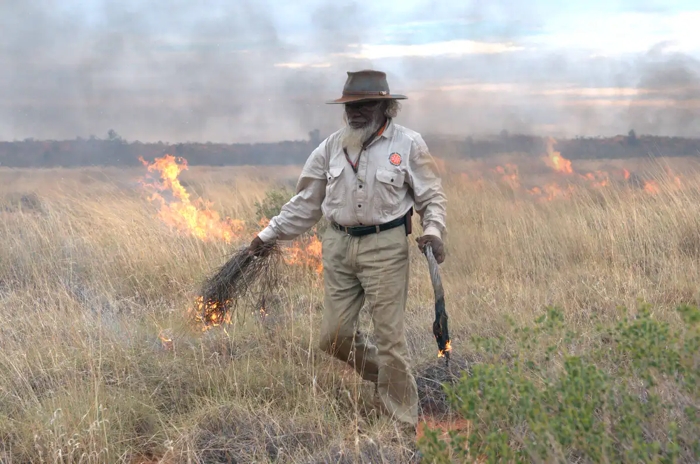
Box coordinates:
[424,243,451,365]
[193,242,283,329]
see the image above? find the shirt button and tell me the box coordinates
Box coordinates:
[359,184,363,188]
[358,204,362,208]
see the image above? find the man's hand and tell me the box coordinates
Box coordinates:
[416,235,445,264]
[248,236,266,257]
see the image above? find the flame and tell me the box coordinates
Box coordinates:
[139,155,245,243]
[664,166,682,189]
[138,155,326,331]
[623,168,631,180]
[190,295,232,331]
[643,180,660,194]
[158,329,174,350]
[284,235,323,275]
[438,340,452,358]
[493,164,520,189]
[544,137,573,174]
[529,182,574,202]
[582,170,609,188]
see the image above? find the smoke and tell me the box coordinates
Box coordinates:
[1,0,699,143]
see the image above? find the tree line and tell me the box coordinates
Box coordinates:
[0,129,698,168]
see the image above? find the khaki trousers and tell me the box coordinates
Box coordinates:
[318,224,419,426]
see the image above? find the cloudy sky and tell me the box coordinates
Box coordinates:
[2,0,699,143]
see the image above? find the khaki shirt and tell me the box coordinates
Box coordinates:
[258,119,447,242]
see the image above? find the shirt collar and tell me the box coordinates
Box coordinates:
[379,118,395,139]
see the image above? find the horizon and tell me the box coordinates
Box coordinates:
[4,128,697,146]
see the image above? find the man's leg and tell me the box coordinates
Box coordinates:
[319,226,379,383]
[356,226,418,426]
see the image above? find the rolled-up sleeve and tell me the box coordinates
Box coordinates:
[258,142,327,242]
[407,135,447,240]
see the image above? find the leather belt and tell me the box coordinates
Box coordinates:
[331,215,406,237]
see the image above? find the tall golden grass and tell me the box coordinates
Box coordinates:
[0,158,698,463]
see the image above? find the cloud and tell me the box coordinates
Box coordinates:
[274,62,332,69]
[338,40,524,60]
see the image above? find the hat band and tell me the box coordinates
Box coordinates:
[343,90,389,96]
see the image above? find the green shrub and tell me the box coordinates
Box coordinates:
[253,187,328,238]
[419,303,700,463]
[254,187,294,224]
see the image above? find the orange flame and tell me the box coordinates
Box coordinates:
[582,170,609,188]
[623,168,631,180]
[139,155,245,243]
[544,137,574,174]
[158,329,174,351]
[493,164,520,189]
[438,340,452,358]
[285,235,323,275]
[544,137,573,175]
[643,180,660,194]
[190,296,232,331]
[529,182,574,202]
[664,166,682,189]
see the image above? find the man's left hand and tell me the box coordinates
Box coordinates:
[416,235,445,264]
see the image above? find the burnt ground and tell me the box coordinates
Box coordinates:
[415,355,471,419]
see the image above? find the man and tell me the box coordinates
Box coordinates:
[249,69,447,436]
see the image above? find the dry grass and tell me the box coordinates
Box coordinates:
[0,157,699,463]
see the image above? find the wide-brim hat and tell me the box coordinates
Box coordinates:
[326,70,407,104]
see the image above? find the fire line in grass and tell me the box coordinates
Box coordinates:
[139,154,323,331]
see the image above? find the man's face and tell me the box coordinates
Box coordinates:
[344,100,383,129]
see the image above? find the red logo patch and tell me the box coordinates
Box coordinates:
[389,153,402,166]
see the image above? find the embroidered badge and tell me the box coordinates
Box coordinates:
[389,152,402,166]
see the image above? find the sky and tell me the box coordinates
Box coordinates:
[1,0,699,143]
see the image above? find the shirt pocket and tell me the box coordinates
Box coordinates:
[324,165,346,208]
[375,167,405,214]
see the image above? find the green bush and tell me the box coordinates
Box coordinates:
[254,187,294,224]
[419,303,700,463]
[253,187,328,238]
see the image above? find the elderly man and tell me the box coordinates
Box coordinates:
[249,69,447,436]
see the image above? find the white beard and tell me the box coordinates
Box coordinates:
[340,113,383,154]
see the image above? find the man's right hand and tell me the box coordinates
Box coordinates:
[248,236,266,257]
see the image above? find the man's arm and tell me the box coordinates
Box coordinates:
[256,141,327,243]
[408,134,447,241]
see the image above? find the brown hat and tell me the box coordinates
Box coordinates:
[326,70,407,104]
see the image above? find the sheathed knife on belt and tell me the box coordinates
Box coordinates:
[424,243,451,366]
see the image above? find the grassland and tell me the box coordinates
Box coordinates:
[0,155,698,463]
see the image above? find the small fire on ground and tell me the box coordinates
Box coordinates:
[486,137,682,201]
[139,154,323,331]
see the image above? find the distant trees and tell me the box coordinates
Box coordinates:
[0,129,699,168]
[308,129,321,146]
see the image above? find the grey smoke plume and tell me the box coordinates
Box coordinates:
[1,0,698,143]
